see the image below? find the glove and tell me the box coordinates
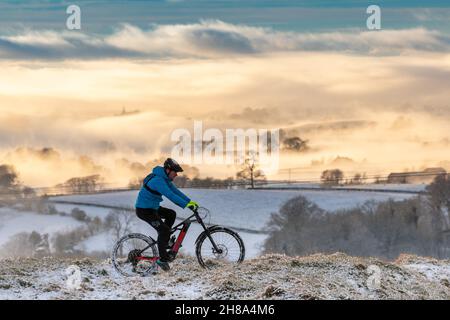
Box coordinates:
[186,200,199,211]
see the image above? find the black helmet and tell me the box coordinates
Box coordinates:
[164,158,183,172]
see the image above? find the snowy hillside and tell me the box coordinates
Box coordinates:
[0,207,83,248]
[261,183,427,193]
[44,188,419,258]
[51,188,418,231]
[0,253,448,300]
[1,187,447,300]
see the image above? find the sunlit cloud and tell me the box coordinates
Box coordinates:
[1,22,450,60]
[0,50,449,185]
[0,21,449,186]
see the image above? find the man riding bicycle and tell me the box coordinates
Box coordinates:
[135,158,199,271]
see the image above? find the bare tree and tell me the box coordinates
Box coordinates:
[426,174,450,213]
[0,232,36,257]
[282,136,309,152]
[236,154,266,188]
[0,231,49,257]
[264,195,448,259]
[0,164,23,205]
[34,234,50,258]
[320,169,344,186]
[57,174,103,194]
[374,175,383,184]
[105,208,135,243]
[348,173,366,185]
[0,164,20,188]
[426,174,450,237]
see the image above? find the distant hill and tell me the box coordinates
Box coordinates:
[281,120,376,136]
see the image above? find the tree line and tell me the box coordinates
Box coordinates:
[264,175,450,260]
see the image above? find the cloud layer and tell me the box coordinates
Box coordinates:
[0,21,449,185]
[1,21,450,60]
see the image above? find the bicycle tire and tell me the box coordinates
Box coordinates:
[195,227,245,269]
[111,233,158,277]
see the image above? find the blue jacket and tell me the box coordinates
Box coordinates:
[135,166,190,209]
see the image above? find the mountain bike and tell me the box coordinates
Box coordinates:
[111,207,245,276]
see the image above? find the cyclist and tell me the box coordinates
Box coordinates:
[135,158,199,271]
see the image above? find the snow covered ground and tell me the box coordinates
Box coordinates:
[260,183,427,193]
[2,186,448,300]
[51,188,418,231]
[0,253,448,300]
[46,188,418,258]
[0,186,422,260]
[0,207,83,248]
[334,183,427,192]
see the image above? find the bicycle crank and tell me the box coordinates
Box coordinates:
[126,249,142,266]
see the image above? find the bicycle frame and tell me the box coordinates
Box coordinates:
[136,209,222,262]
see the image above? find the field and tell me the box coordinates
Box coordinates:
[0,186,420,258]
[51,186,418,230]
[49,187,419,257]
[1,185,449,300]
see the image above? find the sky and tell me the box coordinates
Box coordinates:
[0,1,449,186]
[1,1,450,33]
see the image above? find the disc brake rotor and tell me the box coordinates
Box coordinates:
[213,244,228,259]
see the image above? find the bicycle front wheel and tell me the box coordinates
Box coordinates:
[195,227,245,269]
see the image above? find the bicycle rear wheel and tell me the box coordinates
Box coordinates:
[195,227,245,269]
[111,233,158,276]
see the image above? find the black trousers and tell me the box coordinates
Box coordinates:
[136,206,176,262]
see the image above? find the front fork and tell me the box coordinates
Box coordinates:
[197,217,223,254]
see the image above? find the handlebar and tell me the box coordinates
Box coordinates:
[191,206,210,221]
